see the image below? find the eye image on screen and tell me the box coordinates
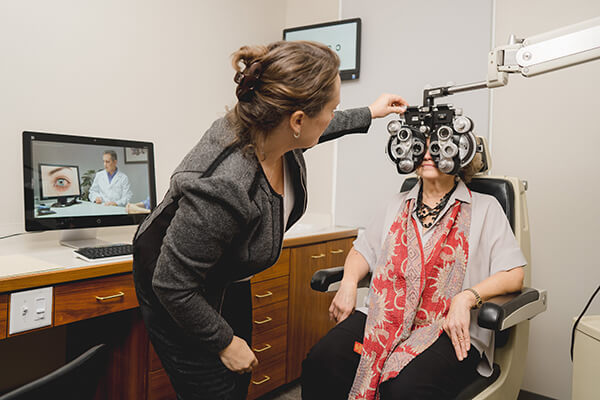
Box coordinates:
[39,164,81,199]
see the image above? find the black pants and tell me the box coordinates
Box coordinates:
[301,312,481,400]
[134,265,252,400]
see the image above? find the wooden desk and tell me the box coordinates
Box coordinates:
[0,227,357,399]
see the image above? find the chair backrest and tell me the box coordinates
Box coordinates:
[400,177,516,231]
[0,343,108,400]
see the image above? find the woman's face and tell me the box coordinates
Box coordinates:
[416,138,451,181]
[298,75,341,148]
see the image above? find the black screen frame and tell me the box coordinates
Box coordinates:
[283,17,361,81]
[23,131,157,232]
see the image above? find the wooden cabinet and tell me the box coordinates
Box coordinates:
[286,237,355,382]
[147,344,177,400]
[0,230,357,400]
[247,249,290,400]
[0,294,7,339]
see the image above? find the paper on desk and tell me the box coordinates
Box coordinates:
[0,254,64,278]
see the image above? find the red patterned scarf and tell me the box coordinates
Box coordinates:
[349,191,471,400]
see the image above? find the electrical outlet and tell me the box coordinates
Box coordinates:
[9,287,53,335]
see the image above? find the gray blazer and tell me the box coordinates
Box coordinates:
[133,107,372,353]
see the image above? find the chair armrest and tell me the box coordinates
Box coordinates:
[311,267,344,292]
[311,268,372,292]
[477,287,547,331]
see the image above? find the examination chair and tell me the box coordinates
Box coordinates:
[311,175,547,400]
[0,343,108,400]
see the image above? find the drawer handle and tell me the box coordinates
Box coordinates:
[254,291,273,298]
[330,249,344,254]
[311,253,326,259]
[95,291,125,302]
[251,375,271,385]
[254,316,272,325]
[252,343,272,353]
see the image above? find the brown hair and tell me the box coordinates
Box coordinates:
[459,152,483,183]
[227,41,340,150]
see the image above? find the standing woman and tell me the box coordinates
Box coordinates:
[132,40,408,400]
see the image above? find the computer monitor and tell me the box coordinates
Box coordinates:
[283,18,361,81]
[23,131,157,247]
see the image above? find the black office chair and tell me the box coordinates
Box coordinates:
[311,175,548,400]
[0,343,108,400]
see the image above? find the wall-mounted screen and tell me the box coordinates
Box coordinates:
[283,18,361,81]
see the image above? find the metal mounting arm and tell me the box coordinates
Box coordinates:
[422,16,600,106]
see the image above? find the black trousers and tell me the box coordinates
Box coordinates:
[134,265,252,400]
[301,312,481,400]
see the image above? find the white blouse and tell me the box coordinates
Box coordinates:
[353,179,527,377]
[283,156,294,230]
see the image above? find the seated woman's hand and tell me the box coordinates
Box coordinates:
[443,291,477,361]
[329,280,357,324]
[218,335,258,374]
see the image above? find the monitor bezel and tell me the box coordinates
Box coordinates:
[38,163,82,200]
[283,17,362,81]
[23,131,157,232]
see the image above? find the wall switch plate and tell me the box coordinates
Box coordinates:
[9,287,53,335]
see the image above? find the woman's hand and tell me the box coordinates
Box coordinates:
[329,279,358,324]
[219,335,259,374]
[368,93,409,118]
[443,290,477,361]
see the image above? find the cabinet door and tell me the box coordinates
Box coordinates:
[327,238,354,269]
[287,242,335,382]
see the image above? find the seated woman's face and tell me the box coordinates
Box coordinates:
[416,138,452,181]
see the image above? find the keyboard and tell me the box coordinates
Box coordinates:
[74,244,133,262]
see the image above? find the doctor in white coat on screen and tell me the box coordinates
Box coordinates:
[89,150,133,207]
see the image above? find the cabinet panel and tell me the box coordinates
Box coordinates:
[55,273,138,326]
[252,300,287,337]
[148,369,176,400]
[0,294,7,339]
[251,249,290,283]
[251,276,288,309]
[287,242,336,382]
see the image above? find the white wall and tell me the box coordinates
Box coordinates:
[0,0,286,237]
[284,0,340,227]
[492,2,600,399]
[336,0,493,228]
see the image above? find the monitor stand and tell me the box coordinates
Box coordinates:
[59,229,111,249]
[51,196,81,208]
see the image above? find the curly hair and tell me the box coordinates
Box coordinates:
[227,41,340,151]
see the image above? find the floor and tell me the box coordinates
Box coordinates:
[256,383,555,400]
[258,381,301,400]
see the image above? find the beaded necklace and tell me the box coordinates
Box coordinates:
[416,181,458,228]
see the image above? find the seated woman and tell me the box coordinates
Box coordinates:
[301,143,526,400]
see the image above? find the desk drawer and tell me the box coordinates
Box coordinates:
[54,273,138,326]
[0,294,7,339]
[247,347,286,400]
[252,323,287,366]
[252,300,287,337]
[149,342,164,372]
[251,249,290,283]
[251,276,288,309]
